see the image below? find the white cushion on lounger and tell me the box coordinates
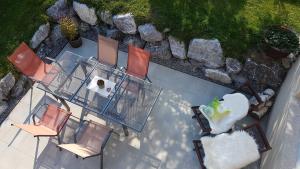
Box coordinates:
[201,131,260,169]
[200,93,249,134]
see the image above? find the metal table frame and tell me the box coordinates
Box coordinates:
[37,51,162,136]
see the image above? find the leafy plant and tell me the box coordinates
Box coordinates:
[60,17,79,41]
[265,26,299,53]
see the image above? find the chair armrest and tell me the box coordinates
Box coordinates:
[193,140,206,169]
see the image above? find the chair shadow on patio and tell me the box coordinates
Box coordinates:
[33,117,162,169]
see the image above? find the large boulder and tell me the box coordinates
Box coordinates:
[205,69,232,84]
[46,0,69,22]
[226,58,242,74]
[73,1,97,25]
[187,39,224,68]
[138,24,163,42]
[98,10,114,26]
[168,36,186,59]
[30,23,50,49]
[119,35,145,52]
[113,13,137,34]
[11,75,28,98]
[144,40,172,60]
[0,72,15,98]
[241,58,286,90]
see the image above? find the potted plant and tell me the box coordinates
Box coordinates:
[60,17,82,48]
[263,25,299,58]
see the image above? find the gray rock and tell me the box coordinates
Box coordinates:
[120,35,145,52]
[250,88,275,105]
[168,36,186,59]
[46,0,69,22]
[30,23,50,49]
[98,10,113,26]
[187,39,224,68]
[113,13,136,34]
[226,58,242,74]
[0,72,15,98]
[0,101,8,115]
[263,88,275,98]
[281,57,291,69]
[11,75,28,98]
[138,24,163,42]
[79,22,91,32]
[144,40,172,60]
[287,53,297,62]
[73,1,97,25]
[242,58,286,90]
[204,69,232,84]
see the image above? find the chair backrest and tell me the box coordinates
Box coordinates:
[127,45,150,79]
[78,121,112,153]
[7,42,43,77]
[40,104,71,132]
[98,35,119,66]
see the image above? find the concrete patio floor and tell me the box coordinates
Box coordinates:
[0,38,232,169]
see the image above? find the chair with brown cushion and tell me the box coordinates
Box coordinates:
[98,35,119,68]
[192,122,272,169]
[11,104,72,144]
[126,45,151,82]
[58,120,113,169]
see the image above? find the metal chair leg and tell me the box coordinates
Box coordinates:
[57,135,62,151]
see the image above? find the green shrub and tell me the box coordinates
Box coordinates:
[60,17,79,40]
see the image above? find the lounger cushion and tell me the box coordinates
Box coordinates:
[201,131,260,169]
[200,93,249,134]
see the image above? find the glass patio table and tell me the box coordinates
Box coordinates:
[37,51,162,135]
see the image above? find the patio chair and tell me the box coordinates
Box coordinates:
[8,42,70,111]
[8,42,56,83]
[191,81,263,135]
[126,45,151,82]
[11,104,72,144]
[192,122,271,169]
[97,35,119,68]
[57,120,113,169]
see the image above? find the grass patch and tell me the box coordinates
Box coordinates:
[1,0,300,77]
[82,0,300,59]
[0,0,54,77]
